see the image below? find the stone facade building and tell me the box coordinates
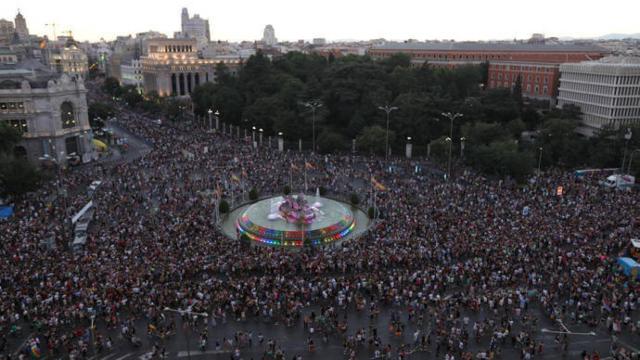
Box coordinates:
[0,70,94,165]
[177,8,210,52]
[368,42,608,100]
[140,38,241,96]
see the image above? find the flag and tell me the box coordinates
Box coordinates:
[214,183,222,198]
[371,177,387,191]
[30,341,41,358]
[291,163,299,171]
[305,161,315,170]
[231,174,240,183]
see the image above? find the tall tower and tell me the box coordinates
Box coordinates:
[14,11,29,42]
[181,8,189,34]
[262,25,277,46]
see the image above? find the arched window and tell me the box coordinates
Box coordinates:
[60,101,76,129]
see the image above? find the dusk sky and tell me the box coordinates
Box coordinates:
[1,0,638,42]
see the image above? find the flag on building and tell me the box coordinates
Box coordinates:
[371,176,387,191]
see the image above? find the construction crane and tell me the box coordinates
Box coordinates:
[44,23,57,39]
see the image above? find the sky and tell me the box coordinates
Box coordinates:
[1,0,638,43]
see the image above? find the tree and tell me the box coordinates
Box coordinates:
[0,122,23,154]
[0,157,43,199]
[350,193,360,206]
[103,77,122,96]
[219,200,230,214]
[88,102,115,128]
[512,74,523,107]
[467,140,533,182]
[357,125,395,155]
[428,136,450,163]
[121,85,143,107]
[249,188,259,201]
[165,98,191,122]
[316,130,348,154]
[283,185,291,195]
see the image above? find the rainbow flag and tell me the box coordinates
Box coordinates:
[30,342,41,358]
[371,177,387,191]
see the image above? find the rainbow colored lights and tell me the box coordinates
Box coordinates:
[236,215,356,247]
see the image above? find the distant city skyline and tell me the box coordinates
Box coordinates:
[0,0,638,43]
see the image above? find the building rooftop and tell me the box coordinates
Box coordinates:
[371,42,608,53]
[595,56,640,65]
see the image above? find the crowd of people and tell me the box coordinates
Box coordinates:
[1,100,640,360]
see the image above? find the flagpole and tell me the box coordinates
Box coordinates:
[304,158,308,193]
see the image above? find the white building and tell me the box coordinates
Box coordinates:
[120,59,143,93]
[49,44,89,79]
[0,69,95,165]
[558,57,640,135]
[313,38,326,46]
[262,25,277,46]
[178,8,210,51]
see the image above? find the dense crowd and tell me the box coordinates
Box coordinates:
[1,106,639,360]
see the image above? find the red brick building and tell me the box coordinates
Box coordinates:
[368,42,608,99]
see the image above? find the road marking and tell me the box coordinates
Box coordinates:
[112,353,136,360]
[176,350,231,358]
[13,332,34,357]
[98,354,117,360]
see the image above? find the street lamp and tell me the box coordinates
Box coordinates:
[441,112,463,181]
[207,109,213,131]
[537,147,543,176]
[259,128,264,147]
[621,128,632,173]
[302,100,322,153]
[214,110,220,130]
[378,105,399,162]
[252,126,256,146]
[628,149,640,174]
[460,137,466,158]
[278,132,284,152]
[406,136,412,159]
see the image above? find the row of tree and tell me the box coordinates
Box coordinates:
[0,123,43,199]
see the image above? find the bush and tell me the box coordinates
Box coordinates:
[319,186,327,196]
[219,200,230,214]
[350,193,360,206]
[283,185,291,195]
[368,207,375,219]
[249,188,259,201]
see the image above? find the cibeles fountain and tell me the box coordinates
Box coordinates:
[220,190,370,247]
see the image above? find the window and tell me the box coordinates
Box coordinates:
[5,119,28,133]
[60,101,76,128]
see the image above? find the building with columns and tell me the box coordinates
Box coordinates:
[140,38,241,97]
[0,69,95,165]
[558,57,640,136]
